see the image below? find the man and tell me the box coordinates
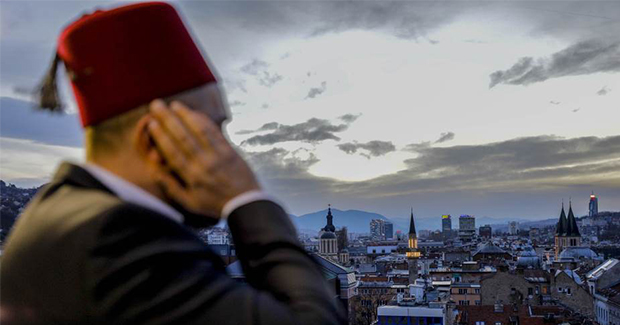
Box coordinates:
[0,2,346,325]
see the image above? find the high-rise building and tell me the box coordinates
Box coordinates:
[479,224,492,238]
[554,201,581,259]
[589,192,599,217]
[406,209,420,285]
[458,215,476,240]
[508,221,519,235]
[370,219,393,240]
[442,215,452,239]
[384,221,394,240]
[370,219,384,240]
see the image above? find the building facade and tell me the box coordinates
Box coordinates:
[458,215,475,240]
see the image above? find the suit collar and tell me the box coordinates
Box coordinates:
[52,162,114,194]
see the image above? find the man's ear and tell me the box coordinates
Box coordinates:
[133,114,156,160]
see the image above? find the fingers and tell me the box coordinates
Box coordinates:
[154,168,193,207]
[170,101,229,154]
[149,100,201,157]
[147,118,191,180]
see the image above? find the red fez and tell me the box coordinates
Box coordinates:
[50,2,216,127]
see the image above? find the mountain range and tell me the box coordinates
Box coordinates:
[289,208,567,235]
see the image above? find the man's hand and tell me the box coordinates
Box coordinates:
[147,99,260,218]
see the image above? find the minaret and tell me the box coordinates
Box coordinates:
[406,208,420,285]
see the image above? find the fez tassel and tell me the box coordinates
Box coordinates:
[37,52,63,112]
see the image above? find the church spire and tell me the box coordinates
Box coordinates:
[323,204,335,233]
[566,200,581,237]
[555,200,567,236]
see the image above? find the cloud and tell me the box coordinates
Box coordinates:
[239,59,283,88]
[572,108,581,113]
[597,86,611,96]
[403,141,432,153]
[308,2,468,40]
[401,135,620,180]
[241,117,349,146]
[240,59,269,75]
[549,101,561,105]
[435,132,455,144]
[338,113,362,123]
[0,97,83,147]
[305,81,327,99]
[235,122,280,135]
[489,39,620,88]
[243,134,620,218]
[337,140,396,158]
[228,100,246,107]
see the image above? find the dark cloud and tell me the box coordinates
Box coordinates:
[244,134,620,219]
[337,140,396,158]
[435,132,455,144]
[549,101,561,105]
[308,2,470,40]
[403,141,431,152]
[572,108,581,113]
[306,81,327,99]
[235,122,280,135]
[489,40,620,88]
[241,117,349,146]
[597,86,611,96]
[402,135,620,180]
[338,113,362,123]
[0,97,83,147]
[239,59,283,88]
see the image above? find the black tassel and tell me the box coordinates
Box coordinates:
[35,53,64,113]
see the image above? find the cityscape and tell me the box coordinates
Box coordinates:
[1,1,619,324]
[2,180,619,325]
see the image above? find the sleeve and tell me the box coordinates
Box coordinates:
[87,203,346,325]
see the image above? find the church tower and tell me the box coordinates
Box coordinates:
[319,205,338,261]
[554,201,582,259]
[406,209,420,285]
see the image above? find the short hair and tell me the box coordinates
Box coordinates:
[84,105,149,160]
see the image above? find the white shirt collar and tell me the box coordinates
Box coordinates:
[82,163,184,224]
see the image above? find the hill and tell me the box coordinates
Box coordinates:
[291,208,390,234]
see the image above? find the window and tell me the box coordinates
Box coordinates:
[558,287,562,292]
[459,289,467,294]
[528,288,533,296]
[566,288,571,295]
[495,323,502,325]
[475,300,481,305]
[476,322,485,325]
[475,288,481,294]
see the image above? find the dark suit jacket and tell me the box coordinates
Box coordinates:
[1,163,346,325]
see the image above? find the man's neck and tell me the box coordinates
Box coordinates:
[85,158,166,203]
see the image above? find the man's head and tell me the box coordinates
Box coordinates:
[37,2,228,194]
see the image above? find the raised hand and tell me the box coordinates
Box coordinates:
[147,99,260,218]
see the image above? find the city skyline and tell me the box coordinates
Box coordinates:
[1,1,619,222]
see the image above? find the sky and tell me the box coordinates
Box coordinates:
[1,1,619,224]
